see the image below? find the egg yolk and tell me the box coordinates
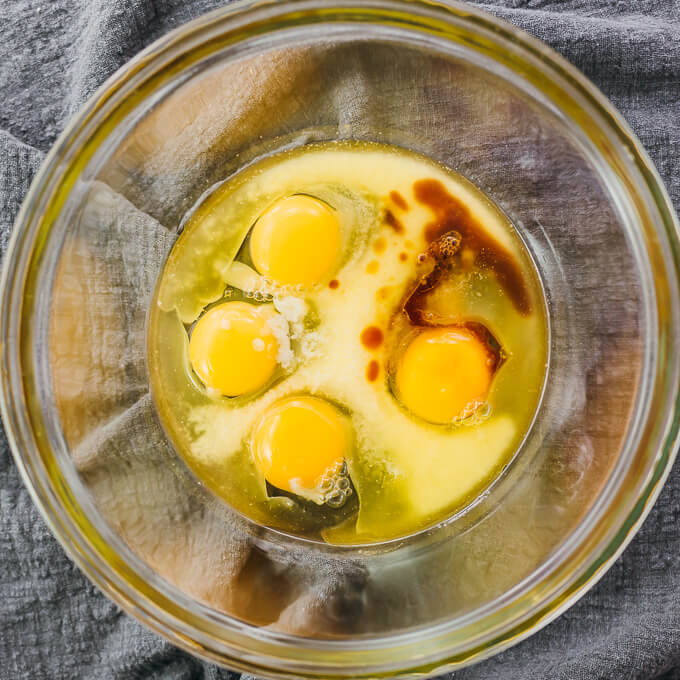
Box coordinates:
[250,195,342,287]
[188,301,279,397]
[395,327,493,424]
[251,396,349,500]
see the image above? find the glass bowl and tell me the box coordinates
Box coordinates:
[2,0,679,677]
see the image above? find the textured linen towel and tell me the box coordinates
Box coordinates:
[1,1,679,679]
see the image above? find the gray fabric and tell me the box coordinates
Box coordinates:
[1,0,679,678]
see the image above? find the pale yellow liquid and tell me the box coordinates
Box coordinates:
[148,141,548,544]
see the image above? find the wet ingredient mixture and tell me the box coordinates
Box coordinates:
[148,141,548,544]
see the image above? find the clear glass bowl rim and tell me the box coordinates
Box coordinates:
[2,0,680,677]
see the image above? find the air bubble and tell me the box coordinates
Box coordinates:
[318,460,352,508]
[453,400,491,426]
[326,493,345,508]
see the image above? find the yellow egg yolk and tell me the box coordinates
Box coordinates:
[249,195,341,287]
[395,327,493,424]
[250,396,349,501]
[188,301,279,397]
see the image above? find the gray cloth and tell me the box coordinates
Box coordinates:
[1,0,679,679]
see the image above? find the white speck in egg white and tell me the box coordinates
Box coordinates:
[274,295,309,341]
[273,295,307,324]
[265,313,294,369]
[300,330,323,359]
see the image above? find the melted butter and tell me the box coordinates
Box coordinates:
[149,141,548,544]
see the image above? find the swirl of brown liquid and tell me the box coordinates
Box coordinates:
[413,179,531,316]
